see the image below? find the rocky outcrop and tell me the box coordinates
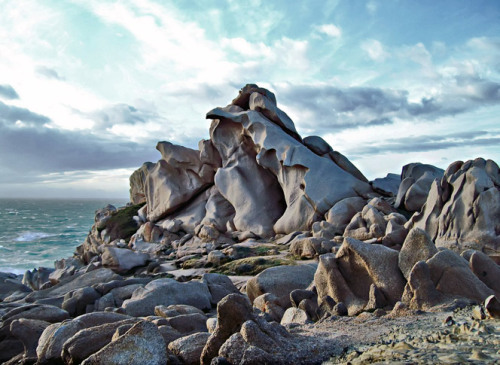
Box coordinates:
[3,83,500,364]
[395,163,444,212]
[207,101,373,235]
[129,162,155,204]
[408,158,500,261]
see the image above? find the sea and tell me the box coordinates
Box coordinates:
[0,198,129,275]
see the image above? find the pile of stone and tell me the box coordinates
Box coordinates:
[1,84,499,364]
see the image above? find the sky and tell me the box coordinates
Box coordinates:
[0,0,499,199]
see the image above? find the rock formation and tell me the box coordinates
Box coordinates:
[1,84,499,364]
[408,158,500,262]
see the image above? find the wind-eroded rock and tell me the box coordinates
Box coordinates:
[408,158,500,261]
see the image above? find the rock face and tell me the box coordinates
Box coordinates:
[408,158,500,261]
[314,237,406,315]
[124,84,373,241]
[395,163,444,212]
[81,320,167,365]
[207,101,373,235]
[122,278,212,316]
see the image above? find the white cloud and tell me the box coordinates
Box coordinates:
[361,39,389,62]
[314,24,342,38]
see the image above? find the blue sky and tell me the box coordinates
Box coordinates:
[0,0,499,198]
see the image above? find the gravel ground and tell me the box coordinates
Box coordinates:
[284,306,500,364]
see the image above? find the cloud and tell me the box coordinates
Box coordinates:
[0,100,51,125]
[36,66,65,80]
[361,39,389,62]
[275,74,500,135]
[0,103,161,183]
[314,24,342,38]
[347,131,500,155]
[84,103,163,129]
[0,84,19,100]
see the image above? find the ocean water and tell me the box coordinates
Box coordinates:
[0,198,128,275]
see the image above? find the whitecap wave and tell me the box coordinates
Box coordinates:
[14,232,57,242]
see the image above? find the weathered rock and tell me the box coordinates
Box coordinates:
[246,264,316,308]
[484,295,500,319]
[290,289,316,308]
[371,173,401,197]
[202,273,240,305]
[364,284,388,311]
[122,278,212,316]
[402,260,456,310]
[324,197,367,235]
[207,250,228,266]
[22,267,53,290]
[252,293,285,322]
[1,304,69,329]
[290,236,334,259]
[62,287,101,317]
[168,332,211,365]
[101,247,149,274]
[336,238,405,305]
[0,273,31,301]
[9,318,50,361]
[303,135,368,182]
[165,313,208,334]
[200,294,254,365]
[207,89,373,235]
[398,228,438,280]
[467,251,500,293]
[80,320,167,365]
[37,312,132,364]
[409,158,500,260]
[395,163,444,212]
[280,307,310,325]
[49,258,84,285]
[61,319,139,365]
[200,186,235,233]
[129,162,155,204]
[314,253,366,316]
[145,141,214,222]
[426,249,494,303]
[0,338,24,363]
[24,268,121,302]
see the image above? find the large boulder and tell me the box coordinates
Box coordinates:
[408,158,500,261]
[426,250,494,303]
[9,319,50,362]
[101,247,149,274]
[168,332,211,365]
[371,173,401,197]
[145,141,215,222]
[207,85,373,235]
[200,294,254,365]
[0,272,31,301]
[24,268,121,302]
[395,163,444,212]
[324,197,366,235]
[246,264,317,308]
[61,319,139,365]
[129,162,155,204]
[335,238,405,305]
[36,312,133,364]
[80,320,167,365]
[398,228,438,280]
[122,278,212,316]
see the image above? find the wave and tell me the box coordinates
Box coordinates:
[14,231,58,242]
[0,267,25,275]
